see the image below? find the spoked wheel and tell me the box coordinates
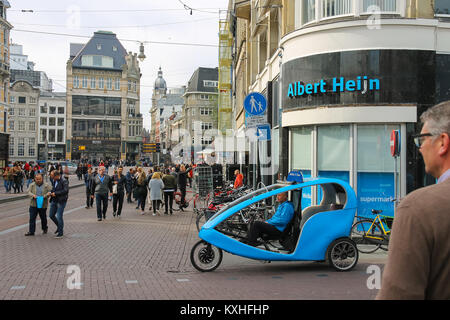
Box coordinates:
[350,220,383,253]
[196,211,207,232]
[327,238,358,272]
[190,240,223,272]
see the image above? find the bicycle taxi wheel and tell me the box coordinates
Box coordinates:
[326,238,359,271]
[190,240,223,272]
[350,220,383,253]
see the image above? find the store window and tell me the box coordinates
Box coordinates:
[318,125,350,182]
[291,126,313,209]
[357,124,397,218]
[435,0,450,15]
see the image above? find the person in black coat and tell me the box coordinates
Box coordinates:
[48,170,69,238]
[84,167,95,209]
[125,168,135,203]
[177,164,192,208]
[112,166,126,217]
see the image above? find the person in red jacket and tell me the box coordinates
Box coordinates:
[234,169,243,189]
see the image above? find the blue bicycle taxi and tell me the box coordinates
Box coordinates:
[190,171,359,272]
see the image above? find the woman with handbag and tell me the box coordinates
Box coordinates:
[112,166,126,218]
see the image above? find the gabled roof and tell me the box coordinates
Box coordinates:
[186,67,218,93]
[70,43,85,59]
[71,31,128,71]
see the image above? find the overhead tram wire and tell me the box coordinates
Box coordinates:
[12,29,220,48]
[11,7,225,14]
[9,17,218,29]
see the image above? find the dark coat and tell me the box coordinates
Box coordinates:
[50,177,69,203]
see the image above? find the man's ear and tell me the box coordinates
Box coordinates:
[439,133,450,156]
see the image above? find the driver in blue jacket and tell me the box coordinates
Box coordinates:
[245,192,294,246]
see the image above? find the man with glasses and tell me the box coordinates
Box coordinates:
[377,102,450,300]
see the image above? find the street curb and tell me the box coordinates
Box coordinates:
[0,183,85,204]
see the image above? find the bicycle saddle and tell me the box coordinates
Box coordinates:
[371,209,383,214]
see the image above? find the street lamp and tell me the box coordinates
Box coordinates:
[138,43,146,62]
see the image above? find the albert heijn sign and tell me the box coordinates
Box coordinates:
[287,76,380,98]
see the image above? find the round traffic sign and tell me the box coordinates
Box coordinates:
[244,92,267,116]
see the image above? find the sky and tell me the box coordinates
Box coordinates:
[7,0,229,129]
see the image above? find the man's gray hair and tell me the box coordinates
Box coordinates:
[420,101,450,136]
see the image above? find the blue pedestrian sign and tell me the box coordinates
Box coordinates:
[244,92,267,116]
[256,123,271,141]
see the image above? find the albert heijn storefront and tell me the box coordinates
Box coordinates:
[280,49,450,218]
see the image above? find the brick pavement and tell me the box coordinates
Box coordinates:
[0,186,387,300]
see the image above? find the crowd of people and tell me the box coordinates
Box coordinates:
[1,161,68,194]
[83,163,194,220]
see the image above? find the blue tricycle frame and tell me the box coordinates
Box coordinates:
[190,176,359,272]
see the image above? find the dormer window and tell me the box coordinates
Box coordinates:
[112,46,117,52]
[97,44,102,50]
[81,55,113,68]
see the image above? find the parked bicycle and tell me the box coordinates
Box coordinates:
[350,209,393,253]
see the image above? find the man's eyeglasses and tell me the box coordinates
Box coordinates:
[413,133,434,148]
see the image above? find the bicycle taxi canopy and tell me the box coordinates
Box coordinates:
[199,177,357,262]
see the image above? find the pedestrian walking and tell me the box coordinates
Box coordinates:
[2,166,11,193]
[25,174,52,236]
[162,169,176,215]
[25,167,34,189]
[76,164,83,181]
[91,166,112,221]
[84,167,95,209]
[177,164,191,209]
[112,166,126,218]
[125,168,135,203]
[48,170,69,239]
[134,168,147,214]
[148,172,164,216]
[376,101,450,300]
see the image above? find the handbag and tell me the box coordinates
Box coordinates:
[112,184,118,194]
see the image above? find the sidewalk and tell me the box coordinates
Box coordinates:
[0,175,85,204]
[0,183,387,300]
